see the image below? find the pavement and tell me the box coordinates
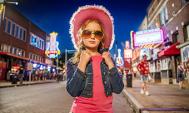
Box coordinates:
[122,78,189,113]
[0,81,133,113]
[0,80,57,88]
[1,77,189,113]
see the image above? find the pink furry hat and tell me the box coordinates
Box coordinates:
[69,5,115,50]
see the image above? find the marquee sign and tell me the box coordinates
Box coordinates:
[45,32,60,58]
[131,28,164,48]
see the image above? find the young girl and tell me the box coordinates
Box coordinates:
[66,5,124,113]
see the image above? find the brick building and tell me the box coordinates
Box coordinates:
[0,5,47,80]
[138,0,189,85]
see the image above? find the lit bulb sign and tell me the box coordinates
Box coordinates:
[45,32,60,58]
[116,49,124,67]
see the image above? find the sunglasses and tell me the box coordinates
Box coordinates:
[81,30,104,40]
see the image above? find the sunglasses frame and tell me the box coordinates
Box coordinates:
[81,30,104,40]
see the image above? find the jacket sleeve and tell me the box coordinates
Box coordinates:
[66,60,86,97]
[109,67,124,94]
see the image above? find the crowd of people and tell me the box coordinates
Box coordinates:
[6,65,67,84]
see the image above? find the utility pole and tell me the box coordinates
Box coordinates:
[65,49,75,64]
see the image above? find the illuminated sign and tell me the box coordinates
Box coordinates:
[45,32,60,58]
[125,41,130,49]
[132,28,164,48]
[116,49,124,67]
[124,49,132,59]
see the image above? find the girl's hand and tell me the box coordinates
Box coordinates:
[102,52,114,69]
[78,51,91,73]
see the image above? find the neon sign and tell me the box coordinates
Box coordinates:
[45,32,60,58]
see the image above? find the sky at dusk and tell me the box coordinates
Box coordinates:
[15,0,151,53]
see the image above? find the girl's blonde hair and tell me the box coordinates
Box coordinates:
[71,19,105,64]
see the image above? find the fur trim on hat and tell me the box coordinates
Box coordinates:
[69,5,115,50]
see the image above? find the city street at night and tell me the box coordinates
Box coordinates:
[0,82,133,113]
[1,0,189,113]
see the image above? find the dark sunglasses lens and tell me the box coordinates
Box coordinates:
[94,31,103,39]
[82,30,91,38]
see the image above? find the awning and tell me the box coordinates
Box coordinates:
[140,43,162,49]
[158,42,180,57]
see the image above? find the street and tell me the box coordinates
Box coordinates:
[0,82,133,113]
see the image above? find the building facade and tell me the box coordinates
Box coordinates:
[145,0,189,85]
[0,5,47,80]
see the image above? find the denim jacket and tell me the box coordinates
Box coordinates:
[66,59,124,98]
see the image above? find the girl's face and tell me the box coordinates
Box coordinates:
[80,21,104,50]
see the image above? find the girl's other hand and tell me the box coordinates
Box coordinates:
[102,52,114,69]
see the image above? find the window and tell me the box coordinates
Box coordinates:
[172,31,179,43]
[182,0,189,6]
[11,47,17,55]
[23,30,26,41]
[15,26,19,38]
[19,29,23,40]
[4,19,6,31]
[160,6,168,25]
[4,18,27,41]
[11,23,15,36]
[30,33,45,50]
[7,20,11,34]
[184,24,189,41]
[1,44,11,52]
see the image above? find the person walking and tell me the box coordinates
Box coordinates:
[66,5,124,113]
[177,61,185,89]
[137,54,150,96]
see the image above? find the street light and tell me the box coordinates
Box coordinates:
[0,0,18,5]
[65,49,75,64]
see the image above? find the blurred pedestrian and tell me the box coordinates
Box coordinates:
[66,5,124,113]
[177,61,185,89]
[18,67,24,85]
[137,54,150,96]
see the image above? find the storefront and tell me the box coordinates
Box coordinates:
[149,48,161,83]
[158,42,180,84]
[0,52,28,81]
[177,41,189,88]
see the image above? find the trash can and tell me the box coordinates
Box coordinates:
[126,74,132,87]
[11,74,18,84]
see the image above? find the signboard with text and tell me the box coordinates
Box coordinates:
[132,28,164,48]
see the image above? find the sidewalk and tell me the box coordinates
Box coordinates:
[0,80,57,88]
[122,79,189,113]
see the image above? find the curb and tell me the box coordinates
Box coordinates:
[0,80,57,88]
[122,88,149,113]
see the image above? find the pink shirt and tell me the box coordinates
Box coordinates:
[71,55,113,113]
